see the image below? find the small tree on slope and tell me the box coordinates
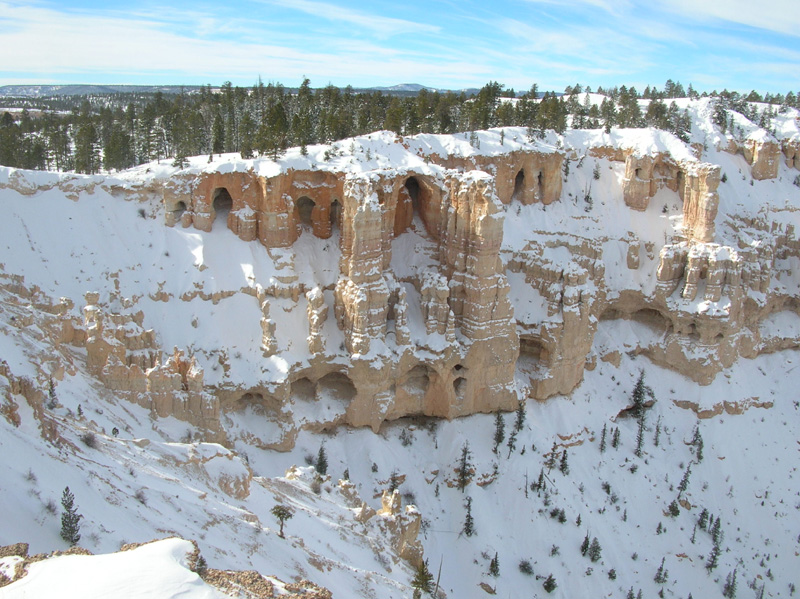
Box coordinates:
[60,486,82,546]
[492,412,505,453]
[316,445,328,476]
[457,442,473,492]
[411,559,434,597]
[271,504,293,539]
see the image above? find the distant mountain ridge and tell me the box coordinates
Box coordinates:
[0,83,480,98]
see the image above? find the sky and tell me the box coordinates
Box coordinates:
[1,0,799,94]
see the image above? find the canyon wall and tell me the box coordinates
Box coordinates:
[2,130,798,448]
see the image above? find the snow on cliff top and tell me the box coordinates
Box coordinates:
[0,538,228,599]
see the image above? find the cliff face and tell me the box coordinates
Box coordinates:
[2,109,799,449]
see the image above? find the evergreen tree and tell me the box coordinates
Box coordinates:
[74,121,100,174]
[580,531,590,556]
[193,554,208,577]
[489,552,499,577]
[611,427,620,449]
[705,542,720,571]
[505,428,517,458]
[588,537,602,562]
[457,442,473,492]
[600,97,616,133]
[60,486,82,546]
[211,106,225,155]
[677,463,692,498]
[635,414,645,457]
[630,370,653,420]
[534,468,546,494]
[411,559,434,597]
[514,400,526,432]
[545,442,559,471]
[698,507,708,530]
[542,574,557,593]
[722,567,737,598]
[271,504,293,538]
[559,449,569,475]
[493,412,505,453]
[654,557,669,583]
[104,125,134,171]
[462,496,474,536]
[599,423,607,452]
[316,444,328,476]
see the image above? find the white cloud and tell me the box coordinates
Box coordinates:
[658,0,800,37]
[0,1,465,86]
[260,0,441,38]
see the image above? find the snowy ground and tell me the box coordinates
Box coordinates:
[1,96,800,598]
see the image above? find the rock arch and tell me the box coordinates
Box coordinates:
[297,196,316,228]
[393,175,439,238]
[212,187,233,223]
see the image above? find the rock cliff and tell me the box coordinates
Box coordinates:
[1,101,799,449]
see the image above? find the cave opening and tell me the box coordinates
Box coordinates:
[330,198,341,231]
[453,376,467,402]
[297,196,316,227]
[537,171,544,201]
[317,372,357,402]
[212,187,233,222]
[512,169,525,202]
[394,176,437,238]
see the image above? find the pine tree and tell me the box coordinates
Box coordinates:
[705,542,720,571]
[47,379,57,410]
[411,559,434,597]
[653,416,661,447]
[599,423,607,452]
[489,552,499,577]
[580,532,590,556]
[635,415,645,457]
[388,470,401,493]
[698,508,709,530]
[193,554,208,577]
[722,567,737,598]
[514,400,526,432]
[316,445,328,475]
[271,504,293,538]
[677,463,692,499]
[546,442,559,471]
[630,370,652,420]
[457,442,473,492]
[559,450,569,475]
[505,428,517,458]
[59,486,82,546]
[588,537,602,562]
[493,412,505,453]
[542,574,557,593]
[534,468,546,494]
[611,427,620,449]
[74,121,100,174]
[654,557,669,583]
[462,496,474,536]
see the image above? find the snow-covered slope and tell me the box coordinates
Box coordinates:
[1,97,800,598]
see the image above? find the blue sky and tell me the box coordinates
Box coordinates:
[1,0,798,93]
